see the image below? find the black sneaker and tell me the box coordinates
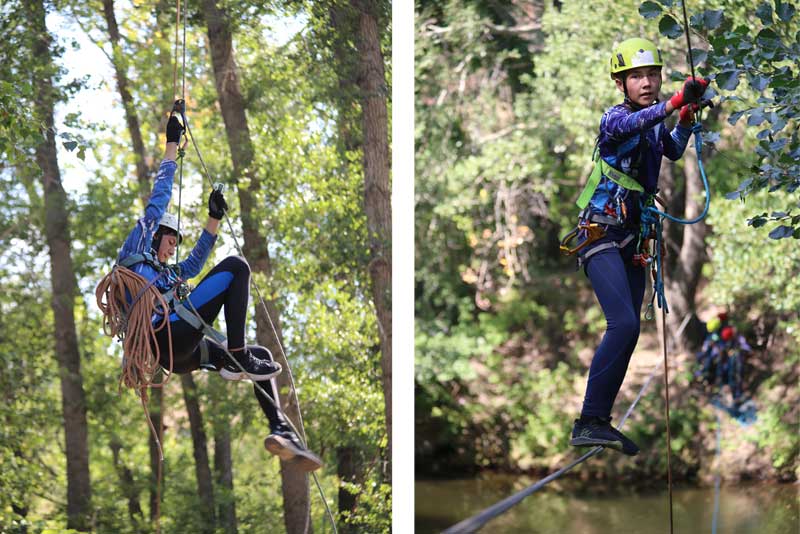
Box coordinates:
[264,426,323,472]
[570,416,639,456]
[220,349,282,381]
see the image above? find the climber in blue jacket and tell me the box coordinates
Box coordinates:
[117,112,321,471]
[568,38,708,456]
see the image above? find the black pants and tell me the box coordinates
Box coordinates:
[154,256,285,431]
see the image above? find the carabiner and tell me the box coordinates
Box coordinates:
[559,223,606,256]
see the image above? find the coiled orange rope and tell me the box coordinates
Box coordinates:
[95,265,175,459]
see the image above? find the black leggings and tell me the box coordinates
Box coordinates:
[154,256,285,430]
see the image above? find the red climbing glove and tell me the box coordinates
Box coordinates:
[679,103,700,125]
[166,115,184,143]
[669,76,709,109]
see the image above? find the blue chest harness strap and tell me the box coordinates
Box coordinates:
[118,253,225,370]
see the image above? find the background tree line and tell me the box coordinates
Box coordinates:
[0,0,391,532]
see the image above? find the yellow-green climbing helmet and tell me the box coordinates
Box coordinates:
[609,38,664,78]
[706,316,722,333]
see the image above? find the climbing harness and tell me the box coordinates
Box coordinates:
[95,0,337,531]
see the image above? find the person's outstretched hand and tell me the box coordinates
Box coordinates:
[208,188,228,220]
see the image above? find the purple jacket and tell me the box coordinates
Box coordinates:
[588,100,692,224]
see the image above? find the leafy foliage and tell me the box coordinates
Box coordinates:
[648,0,800,238]
[416,0,799,486]
[1,1,390,532]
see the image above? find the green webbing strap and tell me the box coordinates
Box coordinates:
[576,157,644,209]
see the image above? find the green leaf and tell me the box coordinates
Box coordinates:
[716,70,741,91]
[63,140,78,151]
[756,2,773,25]
[748,110,766,126]
[639,1,663,19]
[776,0,796,22]
[768,225,793,239]
[768,138,788,152]
[748,74,769,92]
[689,48,708,65]
[659,14,684,39]
[756,28,782,49]
[704,9,724,29]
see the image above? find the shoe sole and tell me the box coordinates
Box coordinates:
[264,435,323,472]
[219,367,281,382]
[570,437,638,456]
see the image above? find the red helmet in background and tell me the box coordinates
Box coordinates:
[720,326,735,342]
[717,311,729,322]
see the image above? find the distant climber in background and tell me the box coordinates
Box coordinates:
[695,312,752,407]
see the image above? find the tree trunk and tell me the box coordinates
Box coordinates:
[99,1,171,514]
[353,0,392,481]
[199,1,311,532]
[109,437,144,526]
[148,384,163,523]
[213,416,238,534]
[664,144,709,351]
[101,0,152,204]
[181,373,216,532]
[27,0,92,529]
[336,446,364,533]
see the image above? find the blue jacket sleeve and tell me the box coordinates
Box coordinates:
[662,123,693,161]
[602,101,669,141]
[117,159,177,263]
[177,229,217,280]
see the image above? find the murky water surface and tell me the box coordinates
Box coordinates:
[416,474,798,533]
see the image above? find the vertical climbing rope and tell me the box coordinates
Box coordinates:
[164,4,336,528]
[661,309,675,534]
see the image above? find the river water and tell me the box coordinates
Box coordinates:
[416,474,798,533]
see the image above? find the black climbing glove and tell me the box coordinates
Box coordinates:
[166,115,184,143]
[208,188,228,220]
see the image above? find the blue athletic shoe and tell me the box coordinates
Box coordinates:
[570,416,639,456]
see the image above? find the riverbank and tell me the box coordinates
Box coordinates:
[416,476,799,534]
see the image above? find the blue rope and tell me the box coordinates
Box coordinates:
[641,123,710,316]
